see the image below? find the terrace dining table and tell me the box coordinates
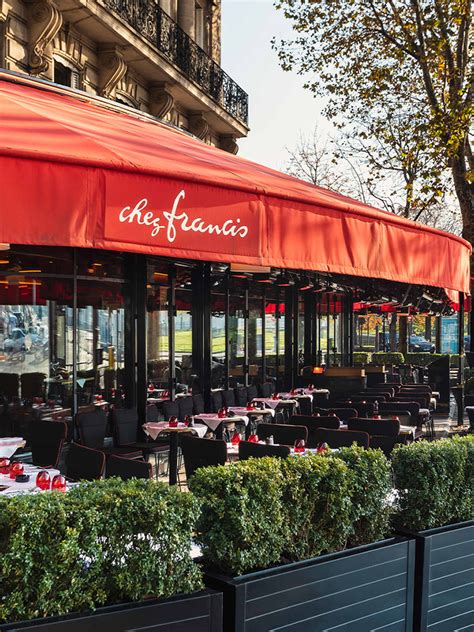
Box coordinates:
[142,421,208,485]
[194,413,249,439]
[0,464,61,496]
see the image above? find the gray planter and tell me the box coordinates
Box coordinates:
[204,538,415,632]
[399,520,474,632]
[0,590,223,632]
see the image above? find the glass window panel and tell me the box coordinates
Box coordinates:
[175,266,194,392]
[147,261,169,390]
[248,291,263,385]
[211,274,226,389]
[229,292,245,387]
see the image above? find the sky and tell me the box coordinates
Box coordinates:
[221,0,332,171]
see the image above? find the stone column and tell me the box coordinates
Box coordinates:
[177,0,195,39]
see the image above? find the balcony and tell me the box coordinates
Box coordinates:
[101,0,249,126]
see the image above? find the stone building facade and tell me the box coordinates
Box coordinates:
[0,0,248,152]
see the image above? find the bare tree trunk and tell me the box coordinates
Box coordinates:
[398,316,408,356]
[451,145,474,247]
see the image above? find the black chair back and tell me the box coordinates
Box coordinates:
[239,441,290,460]
[343,402,375,418]
[327,408,358,421]
[66,442,105,481]
[370,435,398,456]
[259,383,272,398]
[193,393,205,414]
[77,409,107,448]
[349,394,386,403]
[20,372,46,400]
[106,455,152,480]
[222,390,236,407]
[246,385,258,402]
[313,428,370,449]
[31,420,67,468]
[146,404,159,422]
[379,401,420,425]
[180,436,227,479]
[289,415,340,448]
[211,391,224,413]
[400,385,432,394]
[234,387,247,407]
[364,388,396,398]
[257,422,307,445]
[347,418,400,437]
[178,396,194,420]
[298,398,312,416]
[163,400,179,420]
[395,394,430,408]
[113,408,138,445]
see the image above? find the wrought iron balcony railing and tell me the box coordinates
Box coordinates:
[102,0,249,126]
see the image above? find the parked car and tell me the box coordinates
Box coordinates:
[409,335,435,353]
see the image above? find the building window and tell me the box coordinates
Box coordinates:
[195,2,204,48]
[53,59,81,89]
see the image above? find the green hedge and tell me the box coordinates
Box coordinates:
[404,352,441,366]
[371,352,405,366]
[0,479,203,624]
[392,436,474,531]
[353,352,371,366]
[189,448,391,575]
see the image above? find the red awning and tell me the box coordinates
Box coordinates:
[0,73,470,293]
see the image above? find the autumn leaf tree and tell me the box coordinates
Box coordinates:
[274,0,473,242]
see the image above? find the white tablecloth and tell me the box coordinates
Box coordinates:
[252,397,299,409]
[278,392,313,402]
[0,464,61,496]
[228,406,275,417]
[142,422,208,440]
[0,437,26,459]
[194,413,249,432]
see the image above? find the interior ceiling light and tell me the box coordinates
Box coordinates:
[298,277,314,291]
[275,273,293,287]
[0,244,10,251]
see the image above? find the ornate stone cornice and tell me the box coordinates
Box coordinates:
[189,112,209,141]
[220,134,239,155]
[149,82,175,120]
[98,48,127,98]
[27,0,62,75]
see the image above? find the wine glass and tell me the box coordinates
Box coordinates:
[36,470,51,491]
[294,439,305,454]
[51,474,67,493]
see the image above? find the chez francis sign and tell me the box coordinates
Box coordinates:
[104,174,261,257]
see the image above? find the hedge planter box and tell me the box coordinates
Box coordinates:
[399,521,474,632]
[204,538,415,632]
[0,590,223,632]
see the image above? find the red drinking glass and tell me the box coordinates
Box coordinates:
[168,416,178,428]
[313,412,320,417]
[217,407,226,419]
[184,415,192,427]
[36,470,51,491]
[316,442,329,453]
[248,433,259,443]
[231,432,241,446]
[0,458,10,474]
[374,414,382,420]
[294,439,306,453]
[391,415,400,422]
[9,462,24,479]
[52,474,67,493]
[271,393,279,400]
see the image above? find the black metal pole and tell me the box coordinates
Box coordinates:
[457,293,465,427]
[168,266,176,400]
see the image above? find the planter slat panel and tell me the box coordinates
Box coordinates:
[245,546,408,600]
[1,591,223,632]
[425,610,474,632]
[245,567,408,620]
[205,539,414,632]
[429,553,474,581]
[405,521,474,632]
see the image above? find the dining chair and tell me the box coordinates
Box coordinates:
[259,383,272,398]
[347,418,400,437]
[163,400,180,420]
[31,420,67,468]
[313,428,370,449]
[105,454,152,480]
[211,390,224,413]
[239,441,290,460]
[222,390,236,407]
[179,435,227,480]
[234,387,248,407]
[297,398,312,416]
[77,409,142,459]
[246,385,259,402]
[256,422,307,446]
[192,393,205,414]
[178,396,194,420]
[340,402,375,418]
[289,415,340,448]
[327,408,358,421]
[369,435,398,457]
[66,442,105,481]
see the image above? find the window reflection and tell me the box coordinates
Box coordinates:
[147,261,170,390]
[211,272,226,389]
[229,282,246,387]
[175,266,195,392]
[248,292,263,384]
